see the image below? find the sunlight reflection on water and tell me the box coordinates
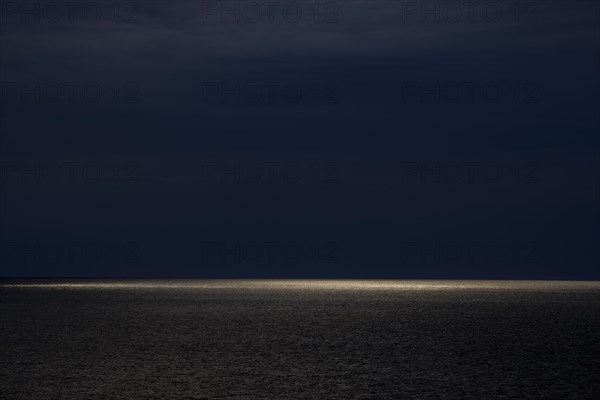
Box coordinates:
[1,279,598,291]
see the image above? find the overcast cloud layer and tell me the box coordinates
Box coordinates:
[1,1,598,278]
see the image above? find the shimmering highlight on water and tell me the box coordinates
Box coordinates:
[3,279,598,291]
[1,280,598,399]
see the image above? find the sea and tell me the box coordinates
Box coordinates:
[1,280,599,399]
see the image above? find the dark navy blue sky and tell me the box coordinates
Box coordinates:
[0,0,598,279]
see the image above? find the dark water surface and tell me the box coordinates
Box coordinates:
[1,280,599,399]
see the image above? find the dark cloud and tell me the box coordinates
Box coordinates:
[1,0,598,278]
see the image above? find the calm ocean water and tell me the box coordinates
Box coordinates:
[1,280,599,399]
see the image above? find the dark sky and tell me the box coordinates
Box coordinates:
[0,0,598,279]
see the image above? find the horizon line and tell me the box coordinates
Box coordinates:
[1,277,599,282]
